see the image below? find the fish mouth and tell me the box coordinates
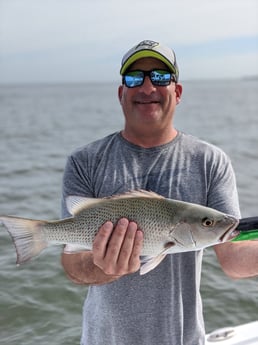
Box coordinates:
[220,217,240,242]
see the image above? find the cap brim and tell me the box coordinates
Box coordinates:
[120,50,177,76]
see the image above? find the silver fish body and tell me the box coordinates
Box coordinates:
[0,190,238,274]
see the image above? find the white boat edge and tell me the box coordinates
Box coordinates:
[205,320,258,344]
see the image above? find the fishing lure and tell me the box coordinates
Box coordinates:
[232,217,258,242]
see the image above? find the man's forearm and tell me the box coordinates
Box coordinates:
[61,252,120,285]
[215,241,258,279]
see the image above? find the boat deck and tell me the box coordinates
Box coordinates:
[205,321,258,344]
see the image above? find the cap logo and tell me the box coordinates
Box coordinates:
[135,40,159,50]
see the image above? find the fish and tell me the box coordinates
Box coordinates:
[0,190,239,275]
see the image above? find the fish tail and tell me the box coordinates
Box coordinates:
[0,216,48,265]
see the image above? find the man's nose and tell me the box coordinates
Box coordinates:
[139,76,156,94]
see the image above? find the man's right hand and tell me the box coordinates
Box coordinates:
[92,218,143,277]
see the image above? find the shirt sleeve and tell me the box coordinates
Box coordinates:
[61,153,94,252]
[61,153,94,218]
[207,151,241,219]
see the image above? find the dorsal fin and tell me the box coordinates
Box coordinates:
[66,190,164,216]
[105,189,165,201]
[66,196,101,216]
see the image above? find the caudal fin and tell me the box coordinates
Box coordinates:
[0,216,48,265]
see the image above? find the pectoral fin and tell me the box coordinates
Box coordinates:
[140,242,175,275]
[63,244,89,253]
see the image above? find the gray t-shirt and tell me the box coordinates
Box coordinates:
[62,131,240,345]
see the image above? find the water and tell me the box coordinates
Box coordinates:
[0,80,258,344]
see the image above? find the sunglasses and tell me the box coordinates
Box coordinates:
[122,69,176,88]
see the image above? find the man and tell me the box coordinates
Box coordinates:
[61,40,258,345]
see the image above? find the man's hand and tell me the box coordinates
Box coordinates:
[93,218,143,276]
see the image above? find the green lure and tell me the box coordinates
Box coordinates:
[232,230,258,242]
[231,217,258,242]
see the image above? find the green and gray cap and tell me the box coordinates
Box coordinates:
[120,40,179,82]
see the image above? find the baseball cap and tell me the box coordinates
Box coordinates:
[120,40,179,82]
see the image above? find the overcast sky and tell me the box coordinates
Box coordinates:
[0,0,257,84]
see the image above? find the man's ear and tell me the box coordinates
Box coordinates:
[175,84,183,105]
[118,85,124,104]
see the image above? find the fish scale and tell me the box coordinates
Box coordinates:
[44,197,172,254]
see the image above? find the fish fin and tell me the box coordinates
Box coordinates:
[107,189,165,201]
[140,254,167,275]
[0,216,48,265]
[66,190,164,216]
[63,244,89,253]
[66,196,101,215]
[140,243,175,275]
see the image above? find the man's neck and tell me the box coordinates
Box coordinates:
[121,127,178,148]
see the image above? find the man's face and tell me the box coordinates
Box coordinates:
[118,57,182,137]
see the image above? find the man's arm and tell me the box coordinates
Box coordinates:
[61,218,143,285]
[214,241,258,279]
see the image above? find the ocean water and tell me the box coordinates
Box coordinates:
[0,80,258,344]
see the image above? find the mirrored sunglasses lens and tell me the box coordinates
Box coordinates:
[124,71,144,88]
[151,70,171,86]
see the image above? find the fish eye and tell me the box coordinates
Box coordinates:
[202,217,215,227]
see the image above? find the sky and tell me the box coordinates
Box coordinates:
[0,0,257,84]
